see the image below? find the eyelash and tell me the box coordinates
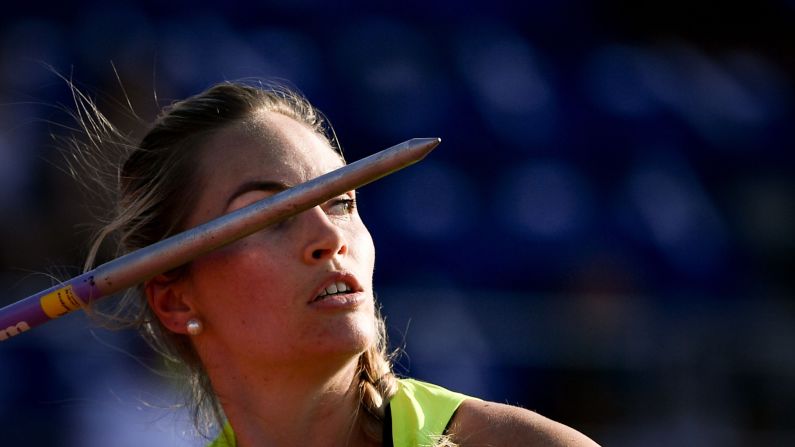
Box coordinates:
[328,197,357,215]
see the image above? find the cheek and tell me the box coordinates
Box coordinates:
[351,222,376,269]
[350,237,376,293]
[187,241,286,311]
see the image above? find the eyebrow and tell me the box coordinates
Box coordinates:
[226,180,293,208]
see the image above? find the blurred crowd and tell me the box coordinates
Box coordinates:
[1,1,793,446]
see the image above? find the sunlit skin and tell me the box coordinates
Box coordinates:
[145,110,601,446]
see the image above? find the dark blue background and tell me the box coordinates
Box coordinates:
[1,1,793,445]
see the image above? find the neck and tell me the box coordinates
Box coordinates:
[205,353,375,447]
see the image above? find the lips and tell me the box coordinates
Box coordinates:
[310,272,362,303]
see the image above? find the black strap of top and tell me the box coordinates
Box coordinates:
[382,403,393,447]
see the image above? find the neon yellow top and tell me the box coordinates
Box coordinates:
[209,421,236,447]
[208,378,473,447]
[388,378,472,447]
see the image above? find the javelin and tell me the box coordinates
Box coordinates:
[0,137,441,342]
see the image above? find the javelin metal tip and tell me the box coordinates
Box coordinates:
[408,137,442,158]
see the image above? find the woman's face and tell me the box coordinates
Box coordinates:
[177,111,377,370]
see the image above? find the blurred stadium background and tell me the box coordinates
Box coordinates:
[1,1,793,445]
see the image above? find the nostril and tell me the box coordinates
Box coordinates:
[307,239,346,263]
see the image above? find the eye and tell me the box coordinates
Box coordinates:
[326,195,357,216]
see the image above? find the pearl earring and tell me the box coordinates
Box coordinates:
[186,318,203,336]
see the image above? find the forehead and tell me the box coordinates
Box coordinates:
[186,111,343,224]
[197,111,343,187]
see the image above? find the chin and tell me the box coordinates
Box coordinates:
[314,311,377,359]
[342,313,379,353]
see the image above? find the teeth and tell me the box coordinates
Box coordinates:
[317,281,351,299]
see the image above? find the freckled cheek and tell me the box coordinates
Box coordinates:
[189,242,284,304]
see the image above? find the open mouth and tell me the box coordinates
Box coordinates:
[311,275,360,303]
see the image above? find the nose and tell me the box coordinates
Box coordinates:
[302,207,348,264]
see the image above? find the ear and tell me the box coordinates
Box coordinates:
[145,271,198,335]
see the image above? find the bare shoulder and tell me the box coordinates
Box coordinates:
[448,399,600,447]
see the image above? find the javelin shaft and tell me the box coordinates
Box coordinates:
[0,137,441,342]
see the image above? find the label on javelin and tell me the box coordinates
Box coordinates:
[40,285,84,319]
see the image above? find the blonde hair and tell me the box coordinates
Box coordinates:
[69,80,398,440]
